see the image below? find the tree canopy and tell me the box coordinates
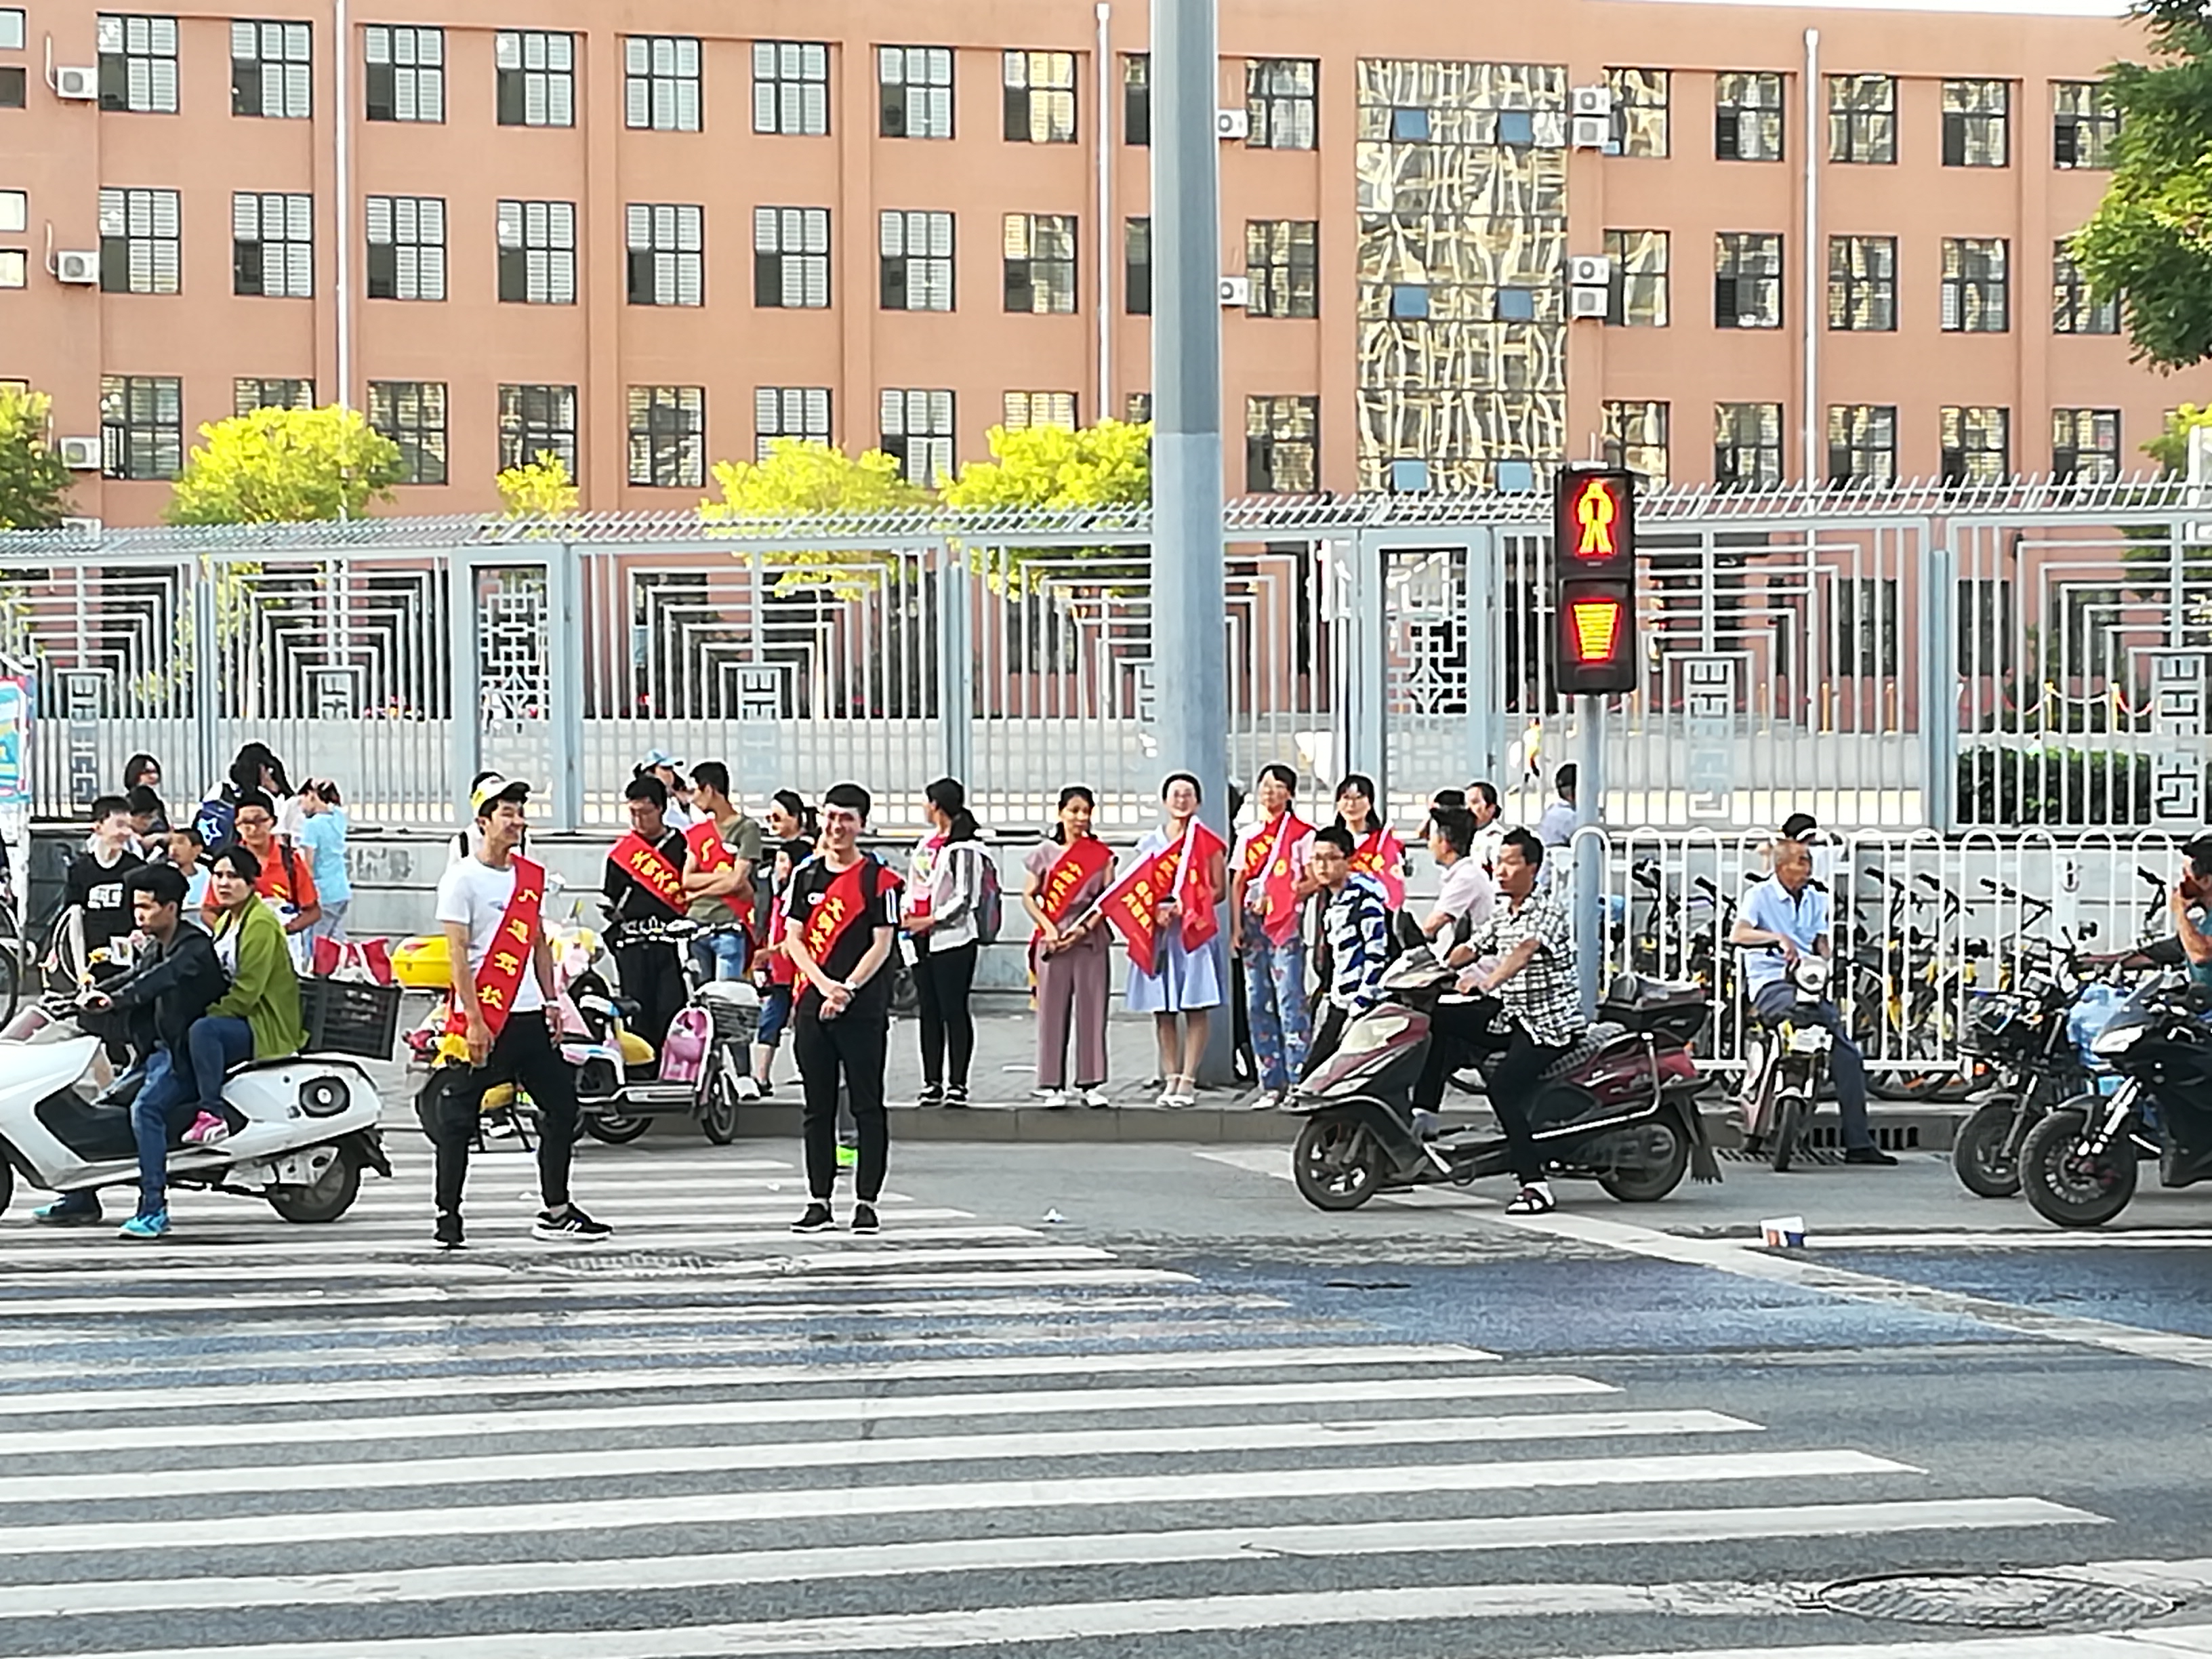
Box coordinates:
[496,451,579,518]
[940,419,1151,512]
[167,405,403,524]
[699,438,928,519]
[0,386,75,531]
[2144,403,2212,475]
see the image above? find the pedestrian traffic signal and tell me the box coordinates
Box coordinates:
[1552,466,1639,695]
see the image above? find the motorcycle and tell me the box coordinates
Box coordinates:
[1283,945,1717,1211]
[2020,974,2212,1229]
[0,998,389,1223]
[1735,954,1834,1172]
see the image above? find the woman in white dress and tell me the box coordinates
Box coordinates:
[1124,773,1228,1109]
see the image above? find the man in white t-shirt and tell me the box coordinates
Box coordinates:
[426,779,613,1251]
[1422,805,1496,947]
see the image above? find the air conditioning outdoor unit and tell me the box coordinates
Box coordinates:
[1214,108,1249,140]
[57,436,102,470]
[1565,254,1614,289]
[1218,275,1250,308]
[1570,113,1612,150]
[1570,85,1614,118]
[1568,285,1610,321]
[53,249,99,285]
[59,516,103,534]
[52,65,99,100]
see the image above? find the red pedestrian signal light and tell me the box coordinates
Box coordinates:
[1552,466,1639,695]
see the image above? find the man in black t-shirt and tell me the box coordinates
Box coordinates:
[602,775,692,1054]
[783,781,900,1234]
[65,796,147,971]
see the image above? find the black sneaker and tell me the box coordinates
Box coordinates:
[792,1201,835,1233]
[944,1083,970,1109]
[1844,1146,1899,1166]
[434,1211,465,1250]
[850,1202,880,1234]
[916,1082,945,1107]
[531,1205,613,1242]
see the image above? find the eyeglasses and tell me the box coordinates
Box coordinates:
[235,813,272,827]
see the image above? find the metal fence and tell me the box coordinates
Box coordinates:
[0,474,2205,834]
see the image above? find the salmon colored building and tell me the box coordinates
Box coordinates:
[0,0,2187,524]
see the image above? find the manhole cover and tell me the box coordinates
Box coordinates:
[1819,1573,2178,1633]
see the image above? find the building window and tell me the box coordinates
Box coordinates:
[753,39,826,136]
[1831,577,1900,678]
[880,209,953,311]
[1827,404,1896,487]
[100,374,182,478]
[497,200,575,304]
[1942,237,2009,332]
[880,388,954,487]
[2053,241,2118,335]
[1940,405,2009,487]
[879,45,951,139]
[0,67,22,108]
[756,386,830,458]
[1603,228,1668,327]
[754,207,830,308]
[1715,401,1783,489]
[0,251,22,288]
[1124,53,1149,146]
[2053,81,2118,169]
[232,191,312,298]
[366,194,443,300]
[1124,216,1150,316]
[0,9,20,49]
[98,186,180,293]
[1246,219,1317,319]
[231,20,309,119]
[0,188,19,232]
[620,35,699,131]
[1004,49,1076,144]
[1715,70,1782,161]
[363,25,442,123]
[1246,58,1315,149]
[1943,79,2009,167]
[2053,407,2121,483]
[626,203,703,306]
[1715,232,1782,329]
[496,30,573,127]
[233,376,311,415]
[1245,396,1317,494]
[1828,234,1896,331]
[367,379,445,484]
[1827,74,1894,163]
[628,385,703,488]
[1004,392,1076,432]
[1605,67,1668,157]
[1126,392,1151,422]
[499,382,577,474]
[1603,400,1669,485]
[98,14,178,112]
[1003,212,1077,313]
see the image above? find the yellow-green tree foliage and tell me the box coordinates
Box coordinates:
[167,405,403,524]
[699,438,928,518]
[0,386,73,530]
[496,451,579,518]
[940,419,1151,511]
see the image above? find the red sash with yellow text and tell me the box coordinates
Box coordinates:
[1349,825,1408,908]
[443,856,545,1041]
[796,857,899,989]
[1256,813,1314,945]
[1036,836,1114,936]
[686,819,756,935]
[611,832,685,915]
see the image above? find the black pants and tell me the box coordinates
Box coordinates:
[792,1004,888,1202]
[1414,1000,1509,1111]
[1486,1029,1575,1185]
[911,935,977,1089]
[429,1010,578,1218]
[613,943,688,1056]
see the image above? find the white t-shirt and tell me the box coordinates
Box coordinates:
[1429,857,1497,937]
[434,856,546,1015]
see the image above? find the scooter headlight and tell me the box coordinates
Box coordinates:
[2092,1024,2146,1058]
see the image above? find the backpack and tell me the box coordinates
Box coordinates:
[194,793,236,848]
[971,848,1004,945]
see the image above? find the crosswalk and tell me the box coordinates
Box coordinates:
[0,1141,2162,1658]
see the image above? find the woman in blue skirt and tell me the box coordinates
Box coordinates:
[1125,773,1229,1108]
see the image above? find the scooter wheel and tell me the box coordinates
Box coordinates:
[584,1114,653,1145]
[1292,1118,1384,1212]
[267,1149,361,1223]
[1598,1122,1689,1203]
[699,1069,741,1145]
[2021,1109,2135,1229]
[1769,1093,1808,1174]
[1952,1097,2025,1200]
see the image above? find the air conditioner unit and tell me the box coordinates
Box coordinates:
[1218,275,1250,308]
[1568,285,1610,321]
[53,249,99,285]
[1566,254,1614,289]
[1570,113,1612,150]
[1570,85,1614,119]
[1214,108,1249,140]
[52,65,99,100]
[57,436,102,470]
[59,516,103,534]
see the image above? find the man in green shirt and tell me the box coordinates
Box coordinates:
[189,842,305,1144]
[682,760,763,981]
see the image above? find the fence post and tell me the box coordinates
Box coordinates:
[446,552,480,817]
[1346,528,1388,796]
[936,539,974,789]
[1462,529,1502,789]
[1920,533,1957,835]
[546,541,586,833]
[191,555,222,798]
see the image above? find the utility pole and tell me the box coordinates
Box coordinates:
[1149,0,1233,1084]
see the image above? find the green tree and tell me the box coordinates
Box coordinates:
[496,450,579,518]
[167,404,403,524]
[2144,402,2212,474]
[0,386,75,530]
[940,418,1151,511]
[699,438,927,518]
[2072,0,2212,369]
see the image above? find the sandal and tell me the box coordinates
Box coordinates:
[1503,1184,1556,1216]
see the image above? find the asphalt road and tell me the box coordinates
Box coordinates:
[5,1135,2212,1659]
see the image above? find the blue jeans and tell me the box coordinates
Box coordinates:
[129,1046,197,1216]
[187,1015,255,1130]
[1241,924,1311,1092]
[690,929,750,984]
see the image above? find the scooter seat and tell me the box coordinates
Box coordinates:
[1538,1022,1630,1082]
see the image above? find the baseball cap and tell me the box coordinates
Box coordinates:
[470,774,533,815]
[636,749,682,774]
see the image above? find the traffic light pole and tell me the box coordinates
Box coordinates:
[1575,696,1605,1016]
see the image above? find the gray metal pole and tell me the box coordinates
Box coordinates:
[1150,0,1234,1086]
[1574,697,1605,1016]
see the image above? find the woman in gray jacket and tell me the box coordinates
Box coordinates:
[903,777,987,1107]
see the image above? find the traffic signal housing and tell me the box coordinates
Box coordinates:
[1551,466,1638,696]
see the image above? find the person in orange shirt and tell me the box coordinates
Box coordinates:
[222,789,322,940]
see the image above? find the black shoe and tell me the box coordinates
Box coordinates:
[434,1211,465,1250]
[944,1084,970,1109]
[850,1202,880,1234]
[792,1201,835,1233]
[916,1082,945,1107]
[532,1204,613,1242]
[1844,1146,1899,1166]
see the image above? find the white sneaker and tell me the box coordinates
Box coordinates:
[1246,1089,1284,1112]
[1081,1086,1111,1109]
[1040,1088,1071,1109]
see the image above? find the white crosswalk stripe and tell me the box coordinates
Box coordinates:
[0,1144,2129,1658]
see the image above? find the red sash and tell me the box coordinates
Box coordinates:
[796,857,898,979]
[1257,814,1314,946]
[611,832,685,914]
[1036,836,1114,935]
[1348,825,1408,908]
[1174,820,1229,950]
[443,855,545,1040]
[686,818,756,933]
[765,893,798,986]
[1098,841,1185,978]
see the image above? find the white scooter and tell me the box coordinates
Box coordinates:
[0,999,390,1223]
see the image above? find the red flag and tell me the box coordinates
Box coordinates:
[1175,820,1229,950]
[1257,813,1313,946]
[1349,825,1408,908]
[1097,841,1183,978]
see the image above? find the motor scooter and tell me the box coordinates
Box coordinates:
[1734,954,1835,1172]
[1282,945,1717,1211]
[0,998,389,1223]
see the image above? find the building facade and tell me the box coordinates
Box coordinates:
[0,0,2188,523]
